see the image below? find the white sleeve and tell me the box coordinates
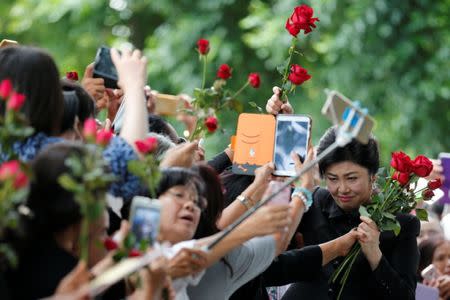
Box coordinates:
[226,235,276,293]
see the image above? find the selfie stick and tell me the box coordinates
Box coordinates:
[207,105,369,250]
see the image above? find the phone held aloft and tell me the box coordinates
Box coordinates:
[93,46,120,89]
[421,264,439,282]
[129,196,161,248]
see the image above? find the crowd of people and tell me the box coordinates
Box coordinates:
[0,43,448,300]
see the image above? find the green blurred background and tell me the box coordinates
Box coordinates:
[1,0,449,163]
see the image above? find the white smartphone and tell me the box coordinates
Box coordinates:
[129,196,161,248]
[273,114,311,177]
[421,264,439,282]
[321,90,375,144]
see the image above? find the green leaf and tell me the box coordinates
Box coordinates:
[58,174,79,192]
[382,212,396,220]
[415,208,428,221]
[380,220,401,235]
[359,206,370,217]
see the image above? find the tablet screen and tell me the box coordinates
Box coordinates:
[274,117,310,176]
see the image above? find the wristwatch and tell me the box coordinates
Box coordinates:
[237,194,253,209]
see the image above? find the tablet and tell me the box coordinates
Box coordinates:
[273,115,311,177]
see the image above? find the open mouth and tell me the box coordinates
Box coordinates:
[180,215,194,223]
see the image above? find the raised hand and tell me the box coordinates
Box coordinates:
[266,86,294,115]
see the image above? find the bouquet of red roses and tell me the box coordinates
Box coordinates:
[187,39,261,140]
[331,151,439,299]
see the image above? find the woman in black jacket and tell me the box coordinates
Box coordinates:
[280,126,419,300]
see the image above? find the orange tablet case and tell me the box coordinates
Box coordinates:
[232,113,276,175]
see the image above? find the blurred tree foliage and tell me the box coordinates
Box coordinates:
[1,0,449,162]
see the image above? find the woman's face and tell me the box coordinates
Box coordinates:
[324,161,375,211]
[159,184,201,244]
[433,242,450,275]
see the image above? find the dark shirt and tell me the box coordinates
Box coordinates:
[281,187,420,300]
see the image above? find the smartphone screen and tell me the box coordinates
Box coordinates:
[93,46,119,88]
[273,115,310,176]
[439,153,450,189]
[130,204,160,248]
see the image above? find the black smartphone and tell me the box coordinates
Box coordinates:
[93,46,119,89]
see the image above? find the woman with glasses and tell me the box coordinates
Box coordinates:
[156,167,295,300]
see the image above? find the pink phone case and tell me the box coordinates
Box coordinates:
[266,181,291,206]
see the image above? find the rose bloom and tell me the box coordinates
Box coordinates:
[412,155,433,177]
[66,71,79,81]
[96,129,113,147]
[83,118,97,140]
[135,137,158,154]
[285,4,319,37]
[390,151,413,173]
[204,116,218,133]
[217,64,232,80]
[422,189,435,200]
[0,79,13,99]
[0,160,28,189]
[103,237,118,251]
[428,178,442,190]
[7,92,26,111]
[248,73,261,88]
[288,64,311,86]
[392,171,409,186]
[197,39,210,55]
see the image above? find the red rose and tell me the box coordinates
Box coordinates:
[288,64,311,86]
[83,118,97,140]
[428,178,442,190]
[412,155,433,177]
[285,4,319,37]
[392,171,409,186]
[422,189,435,200]
[248,73,261,88]
[217,64,232,80]
[204,116,218,133]
[0,79,13,99]
[135,137,158,154]
[128,249,142,257]
[96,129,113,147]
[0,160,28,189]
[103,237,118,251]
[66,71,79,81]
[7,92,26,111]
[197,39,210,55]
[390,151,413,173]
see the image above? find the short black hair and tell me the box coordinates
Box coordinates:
[156,167,204,198]
[317,126,380,176]
[148,115,179,144]
[60,79,95,133]
[0,46,64,135]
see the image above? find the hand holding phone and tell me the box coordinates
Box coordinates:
[93,46,119,89]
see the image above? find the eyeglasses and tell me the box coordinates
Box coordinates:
[166,190,207,211]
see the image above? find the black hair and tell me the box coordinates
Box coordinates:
[0,46,64,135]
[220,170,255,207]
[317,126,380,176]
[417,238,448,282]
[60,79,95,133]
[191,163,234,276]
[192,163,224,238]
[156,167,205,199]
[148,115,180,144]
[23,143,87,240]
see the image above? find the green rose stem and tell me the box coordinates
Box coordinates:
[280,37,297,102]
[231,81,249,99]
[201,55,208,90]
[188,122,203,142]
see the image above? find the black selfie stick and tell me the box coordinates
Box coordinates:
[207,105,368,250]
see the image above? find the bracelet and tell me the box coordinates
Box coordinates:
[291,187,313,212]
[237,194,253,209]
